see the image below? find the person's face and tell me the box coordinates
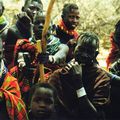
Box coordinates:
[63,9,80,30]
[0,2,4,16]
[23,1,43,22]
[30,87,55,119]
[74,41,96,65]
[33,14,45,40]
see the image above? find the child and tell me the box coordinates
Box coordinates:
[28,82,58,120]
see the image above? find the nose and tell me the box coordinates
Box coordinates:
[38,101,46,108]
[73,17,79,24]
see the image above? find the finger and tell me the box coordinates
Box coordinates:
[65,65,71,71]
[67,63,73,68]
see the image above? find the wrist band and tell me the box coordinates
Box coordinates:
[76,87,86,98]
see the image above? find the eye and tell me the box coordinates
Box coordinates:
[45,98,54,105]
[68,15,80,20]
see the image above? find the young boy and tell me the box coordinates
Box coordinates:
[28,82,58,120]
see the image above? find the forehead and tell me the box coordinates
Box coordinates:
[67,9,80,16]
[70,9,79,14]
[27,1,43,10]
[34,87,54,98]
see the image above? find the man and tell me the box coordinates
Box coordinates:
[0,40,28,120]
[4,0,43,69]
[48,32,111,119]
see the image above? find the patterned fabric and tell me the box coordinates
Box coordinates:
[14,39,37,58]
[47,35,61,55]
[0,72,28,120]
[10,66,35,94]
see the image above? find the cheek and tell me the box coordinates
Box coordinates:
[31,102,38,110]
[48,104,55,112]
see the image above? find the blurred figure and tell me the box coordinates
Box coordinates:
[4,0,43,69]
[106,20,120,119]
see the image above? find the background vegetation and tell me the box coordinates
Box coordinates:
[3,0,120,68]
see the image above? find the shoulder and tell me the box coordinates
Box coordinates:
[94,65,111,83]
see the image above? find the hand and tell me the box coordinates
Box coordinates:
[67,39,77,47]
[17,12,32,27]
[109,59,120,76]
[37,52,53,64]
[60,59,83,90]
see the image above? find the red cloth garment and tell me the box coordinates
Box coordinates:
[0,72,28,120]
[106,32,119,68]
[10,66,31,94]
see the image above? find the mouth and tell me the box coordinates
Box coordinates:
[71,24,77,28]
[37,109,47,114]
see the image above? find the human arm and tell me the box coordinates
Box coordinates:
[60,60,98,118]
[51,43,69,64]
[37,38,69,64]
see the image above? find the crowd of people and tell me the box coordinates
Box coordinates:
[0,0,120,119]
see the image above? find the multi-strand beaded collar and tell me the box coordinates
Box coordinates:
[58,19,78,39]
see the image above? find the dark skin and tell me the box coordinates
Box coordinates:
[22,1,43,23]
[55,33,110,119]
[30,87,55,120]
[33,13,45,40]
[62,8,80,30]
[4,0,43,69]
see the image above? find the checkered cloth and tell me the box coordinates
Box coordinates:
[0,72,28,120]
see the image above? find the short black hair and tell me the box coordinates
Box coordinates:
[78,32,99,51]
[62,3,79,18]
[23,0,43,9]
[28,82,57,105]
